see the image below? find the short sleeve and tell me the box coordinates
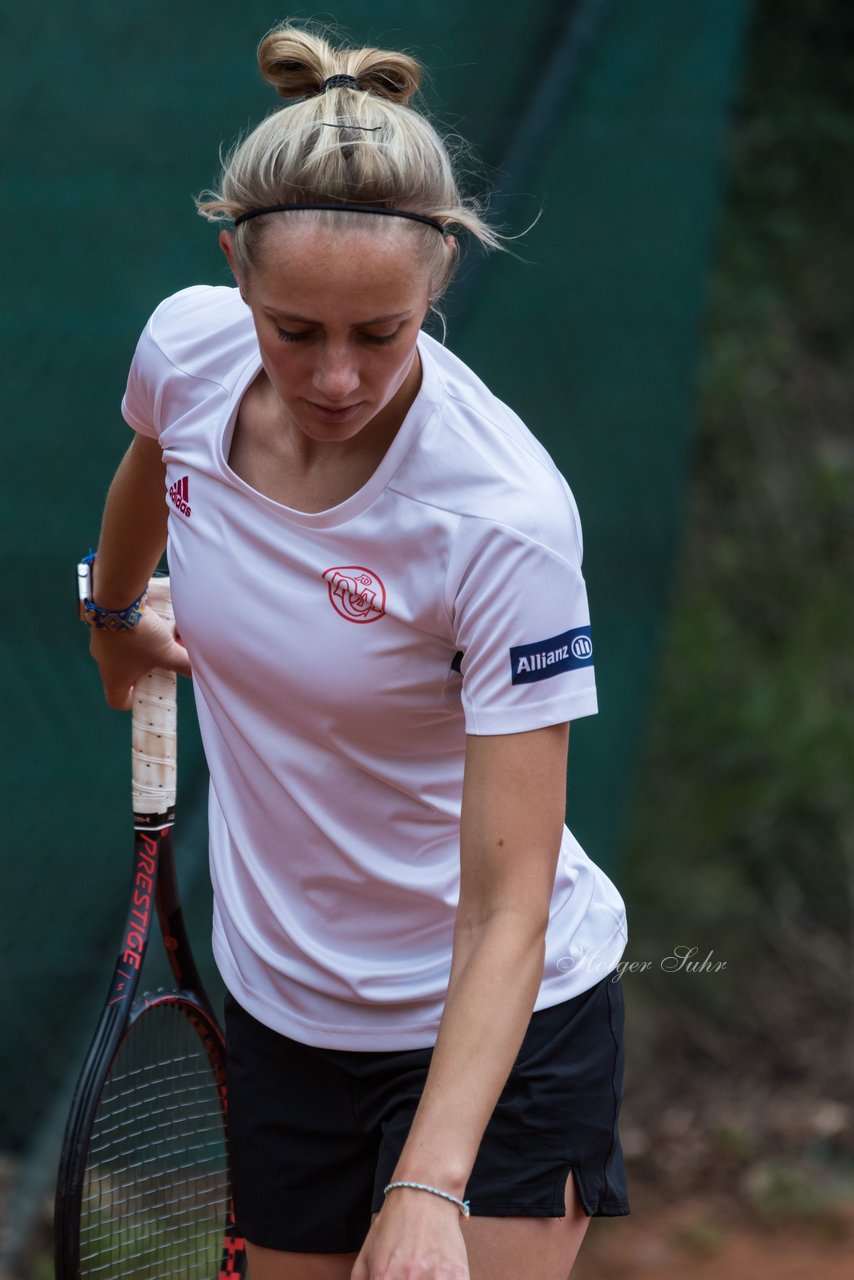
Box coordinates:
[448,511,598,735]
[119,285,254,440]
[120,313,171,438]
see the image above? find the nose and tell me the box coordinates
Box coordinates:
[311,343,360,403]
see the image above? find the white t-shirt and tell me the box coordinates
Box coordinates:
[122,284,628,1049]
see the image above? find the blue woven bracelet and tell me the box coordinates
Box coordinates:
[79,552,148,630]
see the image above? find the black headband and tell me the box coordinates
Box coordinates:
[320,74,359,92]
[233,202,446,234]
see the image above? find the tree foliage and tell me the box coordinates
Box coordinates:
[623,0,854,1098]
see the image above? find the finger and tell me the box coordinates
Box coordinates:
[102,679,134,712]
[165,641,194,678]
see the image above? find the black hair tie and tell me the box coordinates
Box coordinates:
[320,74,360,93]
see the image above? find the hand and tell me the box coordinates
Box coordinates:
[351,1187,469,1280]
[88,608,193,711]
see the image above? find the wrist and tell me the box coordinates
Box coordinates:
[390,1158,469,1202]
[92,583,150,613]
[92,564,149,612]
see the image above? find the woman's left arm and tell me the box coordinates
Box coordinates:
[353,721,570,1278]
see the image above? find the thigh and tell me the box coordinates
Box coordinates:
[245,1241,359,1280]
[462,1170,590,1280]
[364,1172,589,1280]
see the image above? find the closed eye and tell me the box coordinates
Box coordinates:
[275,327,402,346]
[363,330,401,346]
[276,327,313,343]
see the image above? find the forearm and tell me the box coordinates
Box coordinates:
[93,434,169,607]
[391,909,547,1197]
[389,726,569,1203]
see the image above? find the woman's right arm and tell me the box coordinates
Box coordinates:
[88,433,193,711]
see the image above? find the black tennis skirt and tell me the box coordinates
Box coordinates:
[224,970,629,1253]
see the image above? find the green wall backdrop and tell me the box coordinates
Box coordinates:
[0,0,750,1252]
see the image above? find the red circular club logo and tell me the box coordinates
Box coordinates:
[322,565,386,624]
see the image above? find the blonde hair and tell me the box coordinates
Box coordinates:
[196,22,503,299]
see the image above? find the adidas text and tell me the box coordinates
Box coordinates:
[169,475,191,517]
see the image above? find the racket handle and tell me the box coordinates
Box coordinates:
[132,576,177,822]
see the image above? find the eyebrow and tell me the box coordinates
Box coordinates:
[265,308,411,326]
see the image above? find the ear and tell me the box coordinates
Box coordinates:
[219,230,246,298]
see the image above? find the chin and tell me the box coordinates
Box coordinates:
[297,412,372,441]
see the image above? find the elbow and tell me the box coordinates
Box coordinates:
[455,899,551,945]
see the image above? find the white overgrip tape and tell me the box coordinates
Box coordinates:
[132,576,178,816]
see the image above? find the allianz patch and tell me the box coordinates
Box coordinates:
[509,626,593,685]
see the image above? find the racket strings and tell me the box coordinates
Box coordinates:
[79,1002,231,1278]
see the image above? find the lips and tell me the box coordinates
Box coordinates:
[306,401,364,422]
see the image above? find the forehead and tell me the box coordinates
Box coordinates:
[248,219,431,315]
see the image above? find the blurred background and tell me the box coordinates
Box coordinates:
[1,1,852,1276]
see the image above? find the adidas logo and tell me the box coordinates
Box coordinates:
[169,475,191,517]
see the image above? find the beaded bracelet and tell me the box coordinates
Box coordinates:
[78,552,148,630]
[383,1180,471,1218]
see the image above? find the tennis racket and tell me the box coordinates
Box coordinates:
[55,575,245,1279]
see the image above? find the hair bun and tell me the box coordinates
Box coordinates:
[258,30,327,99]
[349,51,420,105]
[258,24,420,105]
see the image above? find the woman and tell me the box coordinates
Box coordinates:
[83,23,630,1280]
